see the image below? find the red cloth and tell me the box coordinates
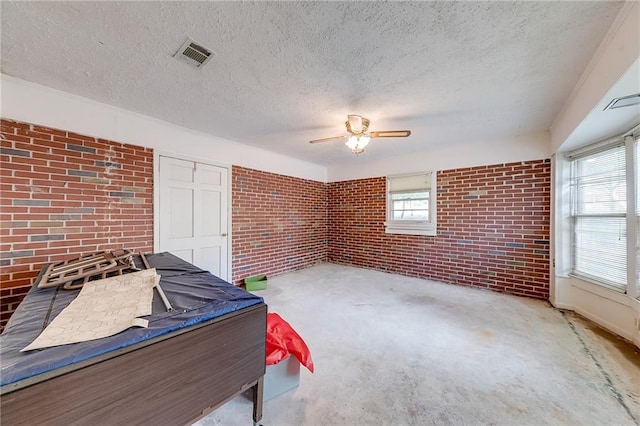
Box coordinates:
[266,312,314,373]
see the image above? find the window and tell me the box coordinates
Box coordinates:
[568,132,639,294]
[385,172,436,236]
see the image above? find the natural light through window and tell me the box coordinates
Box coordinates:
[568,132,640,295]
[391,191,430,220]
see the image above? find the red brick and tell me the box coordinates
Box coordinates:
[0,119,154,329]
[328,160,551,300]
[0,119,551,332]
[231,166,328,284]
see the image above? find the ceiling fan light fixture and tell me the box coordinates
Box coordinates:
[346,115,370,134]
[346,134,370,154]
[309,114,411,154]
[347,115,363,133]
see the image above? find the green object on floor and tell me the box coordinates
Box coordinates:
[245,275,267,291]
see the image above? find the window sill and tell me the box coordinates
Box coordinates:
[565,275,636,307]
[568,272,626,294]
[384,222,436,236]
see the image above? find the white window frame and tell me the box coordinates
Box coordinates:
[385,172,437,236]
[565,127,639,297]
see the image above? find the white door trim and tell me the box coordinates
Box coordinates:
[153,151,232,281]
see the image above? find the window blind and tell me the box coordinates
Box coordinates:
[570,144,627,290]
[388,173,431,193]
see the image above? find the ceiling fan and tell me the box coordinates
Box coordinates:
[309,115,411,154]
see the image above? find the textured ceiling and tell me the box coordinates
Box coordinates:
[0,1,624,166]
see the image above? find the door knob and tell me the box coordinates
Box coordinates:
[221,233,228,237]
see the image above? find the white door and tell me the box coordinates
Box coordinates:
[159,156,229,280]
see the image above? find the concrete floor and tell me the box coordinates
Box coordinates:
[195,263,640,426]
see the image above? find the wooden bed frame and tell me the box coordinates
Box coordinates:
[1,303,267,425]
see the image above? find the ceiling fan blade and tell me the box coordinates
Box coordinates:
[309,135,347,144]
[370,130,411,138]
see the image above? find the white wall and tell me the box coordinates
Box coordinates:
[327,132,551,182]
[0,74,327,183]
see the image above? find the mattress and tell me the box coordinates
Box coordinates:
[1,252,263,387]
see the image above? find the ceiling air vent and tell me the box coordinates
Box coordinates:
[604,93,640,110]
[173,38,214,69]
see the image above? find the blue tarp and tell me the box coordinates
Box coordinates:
[1,252,263,387]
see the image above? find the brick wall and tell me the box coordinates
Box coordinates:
[328,160,551,299]
[0,119,153,329]
[0,119,549,330]
[232,166,327,283]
